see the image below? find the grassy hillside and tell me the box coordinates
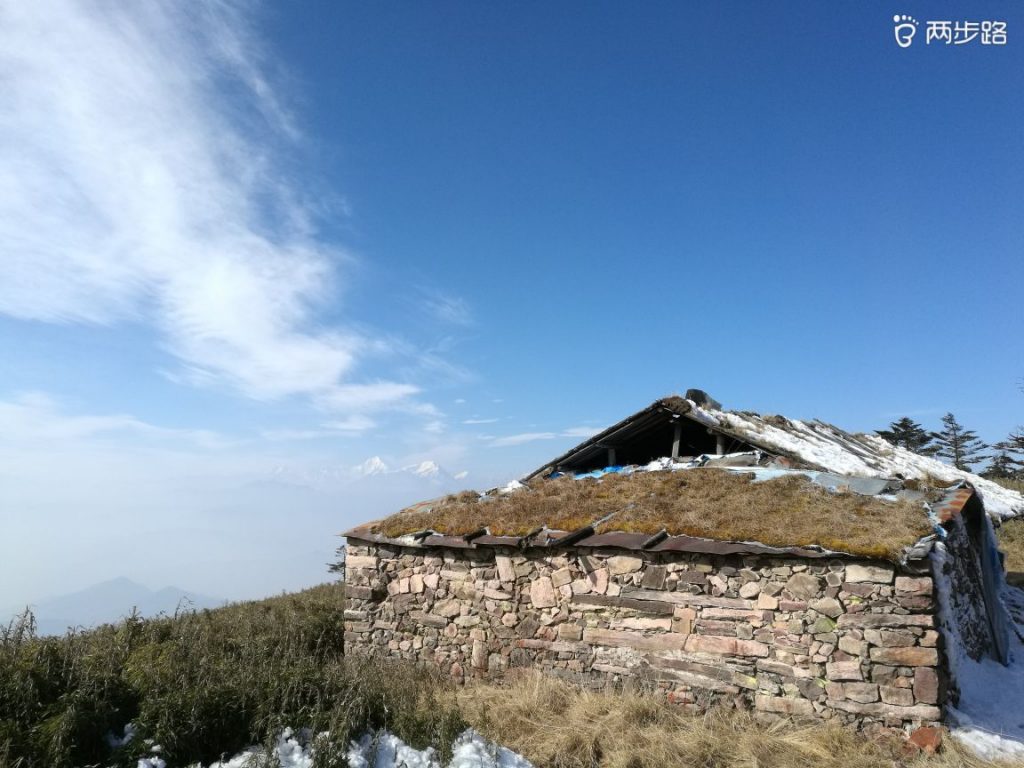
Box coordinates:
[0,584,462,767]
[1,582,1020,767]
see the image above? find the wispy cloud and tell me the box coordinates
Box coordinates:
[462,417,500,425]
[490,432,557,447]
[261,414,377,441]
[561,426,603,438]
[420,290,473,327]
[489,425,602,447]
[0,392,227,448]
[0,1,418,415]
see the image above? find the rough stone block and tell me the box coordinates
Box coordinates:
[837,636,867,657]
[583,628,687,652]
[570,578,591,595]
[702,608,764,623]
[517,616,540,639]
[827,700,941,722]
[908,726,943,754]
[754,694,814,716]
[571,594,674,615]
[530,576,557,608]
[625,589,752,610]
[845,564,894,584]
[810,597,843,618]
[913,667,939,704]
[755,659,815,679]
[836,613,933,629]
[869,647,938,667]
[471,640,487,669]
[739,581,761,599]
[894,576,932,596]
[408,610,448,629]
[672,606,696,635]
[345,585,377,601]
[495,555,516,584]
[345,555,379,571]
[684,634,770,657]
[611,616,672,632]
[880,685,914,706]
[557,623,583,641]
[785,573,822,600]
[825,660,862,681]
[607,555,643,575]
[842,682,879,703]
[550,567,572,588]
[433,598,462,618]
[586,568,609,594]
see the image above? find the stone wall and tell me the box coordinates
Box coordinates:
[344,540,945,730]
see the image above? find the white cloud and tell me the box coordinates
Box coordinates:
[463,417,500,425]
[420,291,473,327]
[261,414,376,441]
[488,426,603,447]
[490,432,557,447]
[0,392,226,448]
[323,414,377,433]
[0,0,417,414]
[316,383,421,413]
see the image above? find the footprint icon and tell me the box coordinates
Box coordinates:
[893,14,918,48]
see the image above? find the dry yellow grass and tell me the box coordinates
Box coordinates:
[998,518,1024,584]
[375,469,932,561]
[458,672,1023,768]
[992,479,1024,585]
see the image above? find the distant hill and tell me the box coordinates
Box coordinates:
[7,577,223,636]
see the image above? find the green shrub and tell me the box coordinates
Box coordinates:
[0,583,463,767]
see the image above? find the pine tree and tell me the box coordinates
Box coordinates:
[875,417,936,455]
[930,413,989,471]
[984,451,1021,479]
[995,427,1024,457]
[992,427,1024,476]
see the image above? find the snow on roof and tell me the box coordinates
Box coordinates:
[685,402,1023,520]
[526,394,1022,521]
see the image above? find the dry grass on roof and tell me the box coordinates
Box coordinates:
[372,468,933,561]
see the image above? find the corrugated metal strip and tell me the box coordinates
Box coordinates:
[342,526,889,561]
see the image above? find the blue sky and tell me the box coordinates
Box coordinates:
[1,1,1021,609]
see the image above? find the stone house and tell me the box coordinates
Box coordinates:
[342,393,1023,731]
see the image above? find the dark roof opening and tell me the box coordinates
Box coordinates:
[529,396,758,478]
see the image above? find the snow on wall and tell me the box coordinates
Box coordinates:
[933,541,1024,760]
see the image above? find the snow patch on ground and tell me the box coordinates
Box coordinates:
[345,728,532,768]
[111,727,532,768]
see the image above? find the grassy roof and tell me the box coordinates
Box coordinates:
[371,469,933,561]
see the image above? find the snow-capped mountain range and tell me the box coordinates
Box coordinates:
[269,456,467,490]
